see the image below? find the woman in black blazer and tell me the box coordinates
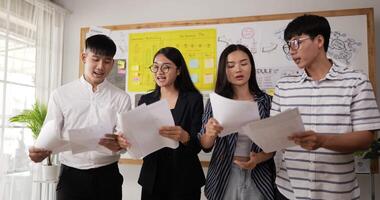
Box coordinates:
[119,47,205,200]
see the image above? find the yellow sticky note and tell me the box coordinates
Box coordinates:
[117,60,126,69]
[131,65,140,71]
[266,88,275,96]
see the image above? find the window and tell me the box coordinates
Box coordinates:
[0,0,65,199]
[0,0,37,171]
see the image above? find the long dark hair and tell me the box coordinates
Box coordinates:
[215,44,263,99]
[152,47,200,94]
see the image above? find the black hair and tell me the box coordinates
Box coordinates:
[85,34,116,57]
[215,44,263,99]
[284,14,331,52]
[152,47,200,94]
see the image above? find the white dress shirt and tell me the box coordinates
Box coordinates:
[45,76,131,169]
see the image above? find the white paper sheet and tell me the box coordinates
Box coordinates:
[209,92,260,137]
[68,123,113,154]
[239,108,305,153]
[86,26,111,38]
[34,120,70,154]
[117,99,178,159]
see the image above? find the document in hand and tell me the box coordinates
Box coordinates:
[68,123,114,154]
[209,92,260,137]
[117,99,179,159]
[239,108,305,153]
[35,120,70,154]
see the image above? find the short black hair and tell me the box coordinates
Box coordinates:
[85,34,116,57]
[215,44,263,99]
[152,47,200,94]
[284,14,331,52]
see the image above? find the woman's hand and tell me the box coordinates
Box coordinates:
[205,118,223,138]
[234,151,274,170]
[233,152,259,170]
[116,133,131,149]
[159,126,190,144]
[200,118,223,149]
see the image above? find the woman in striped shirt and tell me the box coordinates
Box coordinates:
[199,44,276,200]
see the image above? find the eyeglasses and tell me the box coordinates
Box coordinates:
[149,63,173,73]
[282,37,311,55]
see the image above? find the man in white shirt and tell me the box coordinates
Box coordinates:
[29,34,131,200]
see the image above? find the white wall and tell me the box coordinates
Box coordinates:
[53,0,380,199]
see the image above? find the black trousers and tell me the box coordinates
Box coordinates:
[141,187,201,200]
[56,162,123,200]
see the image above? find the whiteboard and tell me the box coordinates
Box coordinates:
[79,8,377,169]
[97,14,369,97]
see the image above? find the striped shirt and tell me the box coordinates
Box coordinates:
[199,93,276,200]
[271,61,380,200]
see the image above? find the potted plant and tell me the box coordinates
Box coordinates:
[9,101,58,181]
[362,138,380,159]
[354,138,380,200]
[355,138,380,172]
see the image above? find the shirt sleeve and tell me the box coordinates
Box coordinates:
[198,99,214,152]
[45,90,64,137]
[120,93,132,113]
[270,84,282,117]
[115,93,132,133]
[115,93,132,155]
[181,93,204,154]
[351,74,380,131]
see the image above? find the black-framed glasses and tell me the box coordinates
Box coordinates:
[149,63,172,73]
[282,37,310,55]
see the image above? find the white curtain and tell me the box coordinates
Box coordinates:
[32,0,66,104]
[0,0,67,199]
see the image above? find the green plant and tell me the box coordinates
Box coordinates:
[9,101,51,165]
[362,138,380,159]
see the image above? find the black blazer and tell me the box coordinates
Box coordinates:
[137,90,206,196]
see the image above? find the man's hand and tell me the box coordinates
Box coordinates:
[289,131,324,150]
[99,134,122,152]
[29,146,51,163]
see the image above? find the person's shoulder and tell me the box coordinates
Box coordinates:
[256,91,272,103]
[333,62,369,81]
[140,91,156,99]
[182,91,202,101]
[138,91,157,104]
[276,71,303,85]
[55,79,81,93]
[261,91,272,99]
[106,82,130,97]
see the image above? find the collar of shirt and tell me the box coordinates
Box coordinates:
[80,75,109,93]
[297,59,342,83]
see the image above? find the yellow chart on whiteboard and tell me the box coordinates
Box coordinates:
[128,29,217,92]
